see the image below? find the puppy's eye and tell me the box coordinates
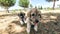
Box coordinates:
[31,14,35,16]
[24,13,25,16]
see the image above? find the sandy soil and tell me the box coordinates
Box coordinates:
[0,15,26,34]
[0,11,60,34]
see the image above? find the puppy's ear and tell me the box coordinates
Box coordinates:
[39,11,41,18]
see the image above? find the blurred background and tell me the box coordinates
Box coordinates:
[0,0,60,34]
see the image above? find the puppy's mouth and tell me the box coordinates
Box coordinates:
[20,16,25,22]
[22,18,25,22]
[31,19,39,25]
[18,13,26,25]
[31,20,39,28]
[20,17,25,25]
[34,20,39,25]
[20,14,25,22]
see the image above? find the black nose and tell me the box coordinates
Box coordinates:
[18,14,23,16]
[35,19,39,23]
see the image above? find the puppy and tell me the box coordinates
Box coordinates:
[18,12,26,25]
[25,8,41,34]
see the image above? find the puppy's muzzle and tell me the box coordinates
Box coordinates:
[20,14,24,18]
[18,13,25,25]
[35,19,39,23]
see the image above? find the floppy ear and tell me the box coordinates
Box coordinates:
[39,11,42,18]
[39,14,42,18]
[37,10,42,18]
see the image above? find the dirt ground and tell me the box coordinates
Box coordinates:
[0,12,60,34]
[0,15,27,34]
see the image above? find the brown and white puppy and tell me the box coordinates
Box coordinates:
[25,8,41,34]
[18,12,26,25]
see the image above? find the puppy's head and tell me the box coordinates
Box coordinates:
[18,12,25,19]
[18,12,26,24]
[27,8,41,24]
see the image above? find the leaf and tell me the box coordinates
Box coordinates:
[0,0,16,7]
[19,0,29,8]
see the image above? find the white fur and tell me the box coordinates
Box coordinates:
[26,17,38,34]
[26,17,31,34]
[26,22,31,34]
[20,20,24,25]
[34,24,38,31]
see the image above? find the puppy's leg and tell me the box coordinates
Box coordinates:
[26,17,31,34]
[34,24,38,31]
[20,20,24,25]
[26,22,31,34]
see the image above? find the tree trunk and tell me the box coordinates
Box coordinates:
[53,0,55,10]
[6,7,9,13]
[5,7,9,13]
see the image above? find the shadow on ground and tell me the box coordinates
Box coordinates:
[0,13,60,34]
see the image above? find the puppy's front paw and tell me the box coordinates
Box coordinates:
[26,28,30,34]
[20,20,24,25]
[34,25,38,31]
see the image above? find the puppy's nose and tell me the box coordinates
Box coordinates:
[20,14,23,16]
[35,19,39,23]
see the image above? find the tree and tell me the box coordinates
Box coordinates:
[46,0,59,10]
[38,6,43,10]
[41,6,43,10]
[0,0,16,13]
[35,6,37,8]
[30,4,33,8]
[19,0,29,8]
[38,6,41,10]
